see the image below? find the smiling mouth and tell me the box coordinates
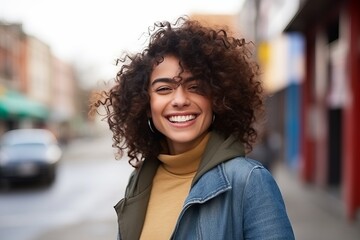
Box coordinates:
[168,115,197,123]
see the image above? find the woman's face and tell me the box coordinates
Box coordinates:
[148,55,213,155]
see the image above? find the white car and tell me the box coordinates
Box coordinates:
[0,128,62,186]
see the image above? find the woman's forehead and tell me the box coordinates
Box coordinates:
[150,56,192,81]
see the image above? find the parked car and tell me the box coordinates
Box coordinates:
[0,128,62,185]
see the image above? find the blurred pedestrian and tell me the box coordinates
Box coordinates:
[91,16,294,240]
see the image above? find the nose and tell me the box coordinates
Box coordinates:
[171,86,190,108]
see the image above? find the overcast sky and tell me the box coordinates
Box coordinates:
[0,0,243,88]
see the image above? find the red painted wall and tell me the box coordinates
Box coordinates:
[343,0,360,220]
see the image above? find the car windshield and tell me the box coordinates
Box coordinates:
[3,143,48,159]
[0,129,57,146]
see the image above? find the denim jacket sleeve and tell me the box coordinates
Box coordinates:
[242,165,295,239]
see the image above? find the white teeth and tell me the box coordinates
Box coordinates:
[168,115,196,123]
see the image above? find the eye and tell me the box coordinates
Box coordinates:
[154,85,174,95]
[187,84,199,92]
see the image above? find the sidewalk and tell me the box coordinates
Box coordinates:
[273,163,360,240]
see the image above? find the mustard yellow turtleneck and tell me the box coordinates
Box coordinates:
[139,133,210,240]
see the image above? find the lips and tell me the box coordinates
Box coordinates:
[168,114,197,123]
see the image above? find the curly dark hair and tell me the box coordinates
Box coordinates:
[90,16,264,167]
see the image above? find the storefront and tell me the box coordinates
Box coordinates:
[285,0,360,220]
[0,86,48,131]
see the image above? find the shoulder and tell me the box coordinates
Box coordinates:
[222,157,265,175]
[221,157,276,189]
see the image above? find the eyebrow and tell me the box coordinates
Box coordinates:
[151,78,176,86]
[151,76,197,86]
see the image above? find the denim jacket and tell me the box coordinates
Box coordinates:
[115,132,295,239]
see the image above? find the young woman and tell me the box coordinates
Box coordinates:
[91,16,295,240]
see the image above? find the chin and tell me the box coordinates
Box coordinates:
[168,131,206,143]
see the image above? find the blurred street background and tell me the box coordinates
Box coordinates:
[1,0,360,239]
[1,131,359,240]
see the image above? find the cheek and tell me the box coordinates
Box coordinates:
[199,97,213,115]
[204,108,213,126]
[196,98,213,125]
[206,103,214,119]
[149,96,164,118]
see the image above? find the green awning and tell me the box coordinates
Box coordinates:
[0,90,49,119]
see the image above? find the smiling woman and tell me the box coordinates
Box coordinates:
[148,55,213,155]
[90,16,294,240]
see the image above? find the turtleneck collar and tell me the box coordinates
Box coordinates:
[158,132,211,175]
